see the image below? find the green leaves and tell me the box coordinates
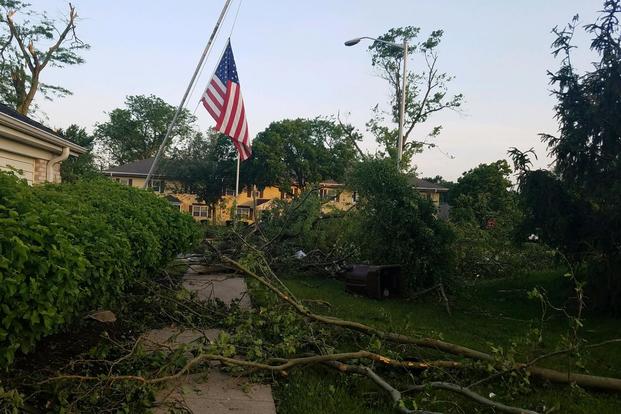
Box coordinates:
[248,118,360,190]
[94,95,198,165]
[0,173,201,366]
[347,158,456,290]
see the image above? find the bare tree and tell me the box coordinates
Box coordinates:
[1,1,89,115]
[366,27,463,166]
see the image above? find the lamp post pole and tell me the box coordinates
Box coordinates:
[344,36,408,167]
[397,39,407,167]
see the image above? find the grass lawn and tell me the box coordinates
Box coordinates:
[271,270,621,413]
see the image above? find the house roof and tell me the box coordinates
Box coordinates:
[0,102,60,136]
[0,102,87,155]
[104,157,160,177]
[409,177,449,192]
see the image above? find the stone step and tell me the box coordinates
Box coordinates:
[182,273,252,310]
[147,261,275,413]
[153,371,276,414]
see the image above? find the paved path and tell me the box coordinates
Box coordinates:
[148,256,276,414]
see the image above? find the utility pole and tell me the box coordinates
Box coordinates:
[397,39,408,167]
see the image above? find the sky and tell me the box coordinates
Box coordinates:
[30,0,604,180]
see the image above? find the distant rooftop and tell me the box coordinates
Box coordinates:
[409,177,449,192]
[105,158,449,193]
[104,158,158,176]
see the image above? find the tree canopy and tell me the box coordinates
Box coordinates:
[163,131,238,205]
[450,160,516,227]
[513,0,621,312]
[246,118,360,190]
[0,1,89,114]
[94,95,197,166]
[365,26,463,167]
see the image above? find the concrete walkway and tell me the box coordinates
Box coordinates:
[148,256,276,414]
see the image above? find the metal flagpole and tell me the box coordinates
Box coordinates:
[397,39,407,167]
[235,154,240,196]
[143,0,233,189]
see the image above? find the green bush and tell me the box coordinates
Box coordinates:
[347,159,456,290]
[454,222,556,279]
[0,173,200,366]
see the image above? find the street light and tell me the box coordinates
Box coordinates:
[344,36,408,166]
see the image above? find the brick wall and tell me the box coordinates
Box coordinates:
[33,159,62,184]
[33,159,47,184]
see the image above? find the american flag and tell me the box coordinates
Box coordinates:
[201,40,251,160]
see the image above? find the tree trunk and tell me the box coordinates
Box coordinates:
[17,71,39,115]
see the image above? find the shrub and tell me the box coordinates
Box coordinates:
[454,222,556,279]
[347,159,456,290]
[0,173,201,365]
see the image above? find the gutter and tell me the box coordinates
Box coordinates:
[47,147,70,182]
[0,112,86,155]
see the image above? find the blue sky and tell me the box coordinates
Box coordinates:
[33,0,603,179]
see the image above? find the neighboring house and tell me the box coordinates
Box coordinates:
[409,177,449,206]
[105,158,450,223]
[103,158,357,224]
[0,103,86,184]
[409,177,450,219]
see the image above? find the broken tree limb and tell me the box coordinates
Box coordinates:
[221,254,621,393]
[403,382,539,414]
[324,360,443,414]
[42,350,462,386]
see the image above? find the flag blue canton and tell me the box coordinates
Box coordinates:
[215,41,239,84]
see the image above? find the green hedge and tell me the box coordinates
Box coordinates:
[0,173,201,365]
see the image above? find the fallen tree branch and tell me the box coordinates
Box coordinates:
[403,382,539,414]
[220,254,621,393]
[324,360,443,414]
[41,350,461,385]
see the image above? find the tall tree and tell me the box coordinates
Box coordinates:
[94,95,197,166]
[0,1,89,114]
[513,1,621,312]
[247,118,360,190]
[450,160,517,227]
[366,27,463,167]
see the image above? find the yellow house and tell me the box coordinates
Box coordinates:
[104,158,450,223]
[103,158,358,224]
[0,103,86,184]
[409,177,448,207]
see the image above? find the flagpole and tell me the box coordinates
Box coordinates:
[235,153,240,196]
[143,0,233,189]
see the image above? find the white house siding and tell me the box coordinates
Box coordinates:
[0,148,35,184]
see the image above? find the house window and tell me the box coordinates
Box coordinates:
[115,177,133,186]
[236,207,252,220]
[149,179,164,193]
[352,192,358,203]
[224,188,236,196]
[192,204,212,219]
